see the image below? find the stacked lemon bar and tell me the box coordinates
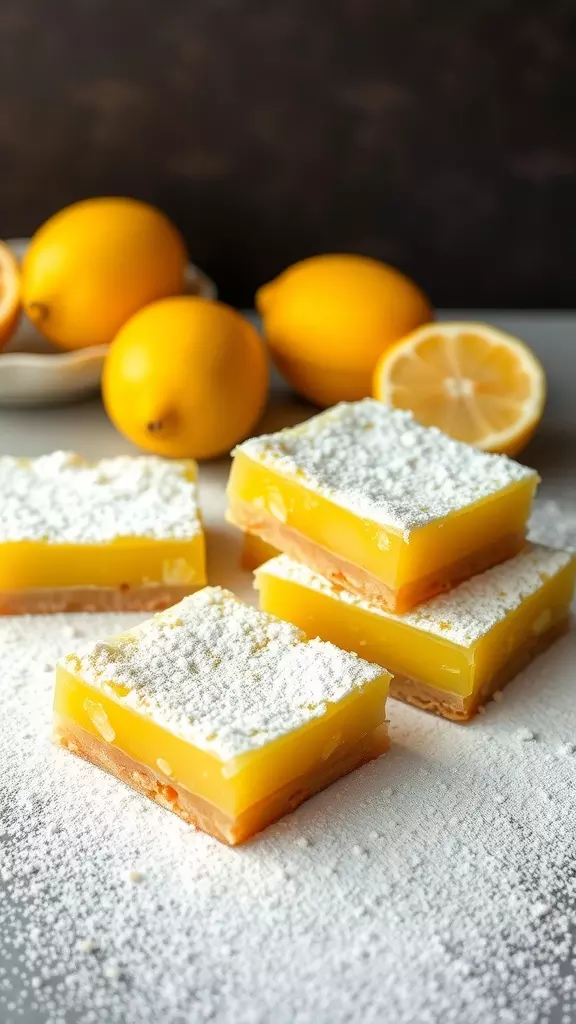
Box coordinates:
[228,400,575,721]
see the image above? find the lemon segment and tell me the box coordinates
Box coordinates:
[0,242,20,349]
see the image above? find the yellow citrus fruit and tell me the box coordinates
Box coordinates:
[373,321,546,455]
[0,242,20,349]
[256,253,432,406]
[103,297,269,460]
[21,197,187,350]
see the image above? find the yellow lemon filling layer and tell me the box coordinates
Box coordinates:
[0,452,206,593]
[0,534,206,591]
[54,666,389,817]
[255,548,575,700]
[54,588,391,824]
[229,449,535,593]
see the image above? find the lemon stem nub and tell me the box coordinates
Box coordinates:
[27,301,49,323]
[146,410,178,435]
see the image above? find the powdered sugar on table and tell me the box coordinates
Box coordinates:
[236,400,537,535]
[0,431,575,1024]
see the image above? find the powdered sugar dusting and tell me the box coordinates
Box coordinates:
[236,400,537,534]
[2,603,576,1024]
[61,587,387,760]
[0,437,575,1024]
[0,452,202,544]
[530,498,576,552]
[257,544,574,647]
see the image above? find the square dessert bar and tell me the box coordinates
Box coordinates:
[53,587,391,845]
[227,400,539,613]
[256,546,575,721]
[0,452,206,613]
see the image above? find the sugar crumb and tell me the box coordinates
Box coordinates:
[77,939,96,954]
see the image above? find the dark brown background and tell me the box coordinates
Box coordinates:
[1,0,575,307]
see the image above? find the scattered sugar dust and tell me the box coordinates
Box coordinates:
[0,490,575,1024]
[529,497,576,552]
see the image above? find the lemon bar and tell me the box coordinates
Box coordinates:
[256,546,575,721]
[53,587,390,844]
[240,532,279,571]
[0,452,206,613]
[228,401,539,613]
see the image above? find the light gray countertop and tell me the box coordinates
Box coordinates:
[0,313,574,1024]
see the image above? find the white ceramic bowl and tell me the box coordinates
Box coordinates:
[0,239,217,407]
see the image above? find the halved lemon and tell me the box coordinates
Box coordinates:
[373,322,546,456]
[0,242,20,350]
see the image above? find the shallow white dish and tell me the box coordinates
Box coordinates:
[0,238,217,407]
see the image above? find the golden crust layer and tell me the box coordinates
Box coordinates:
[390,615,570,721]
[0,584,200,616]
[227,498,525,613]
[53,716,389,845]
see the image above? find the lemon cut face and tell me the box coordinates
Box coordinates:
[0,242,20,349]
[374,322,546,455]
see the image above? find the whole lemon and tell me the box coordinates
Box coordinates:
[21,197,188,350]
[103,297,268,460]
[257,254,432,406]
